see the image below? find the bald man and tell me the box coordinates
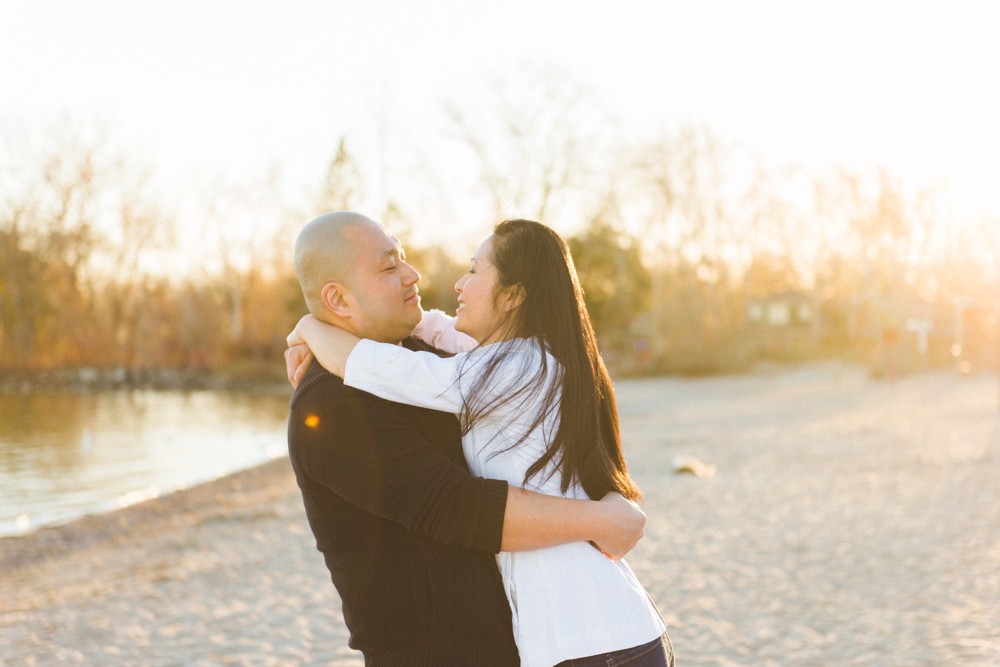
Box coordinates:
[286,212,645,666]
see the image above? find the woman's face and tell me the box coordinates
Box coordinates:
[454,235,508,344]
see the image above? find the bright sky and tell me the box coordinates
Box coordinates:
[3,0,999,245]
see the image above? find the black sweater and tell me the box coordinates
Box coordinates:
[287,338,520,667]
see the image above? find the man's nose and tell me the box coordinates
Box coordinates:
[402,261,420,285]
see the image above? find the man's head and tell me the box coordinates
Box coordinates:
[294,211,422,343]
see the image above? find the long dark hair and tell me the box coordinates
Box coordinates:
[459,219,641,501]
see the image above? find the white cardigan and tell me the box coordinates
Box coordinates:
[343,311,665,667]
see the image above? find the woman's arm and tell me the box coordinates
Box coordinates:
[287,315,361,379]
[343,338,468,413]
[286,310,474,386]
[287,314,469,414]
[412,309,478,353]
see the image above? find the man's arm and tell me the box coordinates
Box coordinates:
[294,378,504,551]
[293,376,644,557]
[504,488,645,560]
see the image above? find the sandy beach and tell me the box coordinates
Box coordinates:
[3,365,999,666]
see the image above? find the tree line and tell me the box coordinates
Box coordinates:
[2,113,998,385]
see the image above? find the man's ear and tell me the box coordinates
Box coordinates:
[320,281,353,319]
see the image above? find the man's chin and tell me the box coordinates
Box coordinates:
[401,309,423,335]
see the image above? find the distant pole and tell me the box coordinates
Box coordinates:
[994,309,1000,409]
[905,318,933,371]
[952,296,976,373]
[994,308,1000,410]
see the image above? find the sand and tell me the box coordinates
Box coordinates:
[2,365,999,666]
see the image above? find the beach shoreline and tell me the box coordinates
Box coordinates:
[3,370,999,666]
[1,454,363,666]
[0,457,297,580]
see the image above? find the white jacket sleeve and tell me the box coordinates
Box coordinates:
[345,337,553,431]
[411,309,478,353]
[343,339,467,414]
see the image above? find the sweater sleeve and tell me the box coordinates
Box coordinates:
[412,309,478,353]
[291,376,507,553]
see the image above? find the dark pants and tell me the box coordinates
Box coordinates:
[554,633,674,667]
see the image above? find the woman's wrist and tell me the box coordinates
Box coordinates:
[298,314,321,345]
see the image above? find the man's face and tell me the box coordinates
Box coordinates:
[343,224,422,343]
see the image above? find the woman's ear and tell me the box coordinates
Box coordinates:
[320,282,353,319]
[501,284,526,313]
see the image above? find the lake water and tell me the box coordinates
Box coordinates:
[0,390,291,537]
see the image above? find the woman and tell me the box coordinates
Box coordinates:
[287,219,672,667]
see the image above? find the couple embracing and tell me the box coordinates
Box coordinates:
[286,211,673,667]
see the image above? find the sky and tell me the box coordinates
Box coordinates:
[2,0,999,246]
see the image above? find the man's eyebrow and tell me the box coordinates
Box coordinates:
[378,243,402,260]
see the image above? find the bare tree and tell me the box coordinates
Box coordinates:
[445,67,609,223]
[316,138,364,214]
[101,166,176,367]
[626,125,743,364]
[0,124,107,366]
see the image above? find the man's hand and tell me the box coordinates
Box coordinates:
[589,492,646,561]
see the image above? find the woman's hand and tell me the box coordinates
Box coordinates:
[286,314,314,350]
[285,316,318,387]
[589,492,646,561]
[285,343,314,388]
[284,314,362,380]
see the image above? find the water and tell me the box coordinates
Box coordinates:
[0,390,291,537]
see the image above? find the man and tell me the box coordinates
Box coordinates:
[286,211,646,666]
